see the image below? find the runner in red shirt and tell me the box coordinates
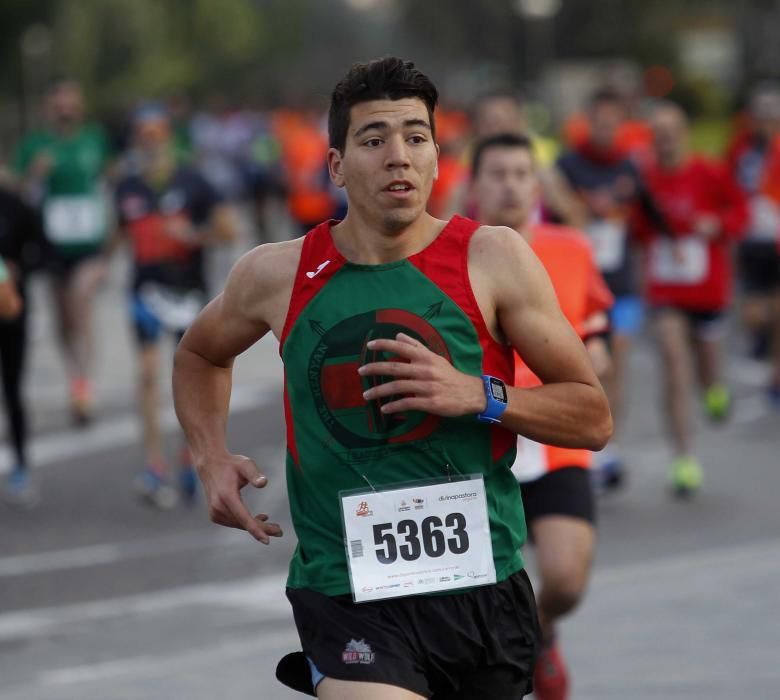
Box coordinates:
[633,101,747,496]
[472,132,613,700]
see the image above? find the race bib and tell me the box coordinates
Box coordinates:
[510,436,546,483]
[138,283,203,332]
[586,220,625,273]
[43,195,107,245]
[341,476,496,603]
[649,238,709,285]
[749,196,780,242]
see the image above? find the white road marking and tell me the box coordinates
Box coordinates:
[0,384,280,475]
[38,628,301,687]
[0,529,252,578]
[0,571,290,642]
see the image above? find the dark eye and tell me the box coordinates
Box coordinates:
[364,138,383,148]
[408,135,426,144]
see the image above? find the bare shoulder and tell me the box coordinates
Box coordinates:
[469,224,558,315]
[223,237,304,328]
[469,224,539,283]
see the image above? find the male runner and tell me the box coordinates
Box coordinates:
[556,87,646,488]
[726,83,780,403]
[13,79,112,425]
[116,104,236,508]
[634,101,747,495]
[472,133,613,700]
[173,57,611,699]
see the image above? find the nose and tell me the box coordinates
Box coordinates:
[384,134,411,170]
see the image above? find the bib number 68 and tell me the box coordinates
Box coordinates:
[373,512,469,564]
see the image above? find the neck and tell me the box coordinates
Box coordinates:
[53,120,79,138]
[658,149,686,170]
[331,210,446,265]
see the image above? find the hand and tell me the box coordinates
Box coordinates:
[196,452,283,544]
[693,214,720,240]
[29,152,54,180]
[164,216,201,245]
[358,332,486,418]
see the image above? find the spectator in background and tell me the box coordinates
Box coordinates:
[12,79,113,426]
[115,104,237,508]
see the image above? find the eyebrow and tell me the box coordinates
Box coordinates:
[353,118,432,139]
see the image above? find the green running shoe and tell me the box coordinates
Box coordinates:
[704,384,731,423]
[670,456,703,498]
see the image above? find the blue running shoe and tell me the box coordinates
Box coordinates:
[134,468,178,509]
[178,466,198,505]
[3,468,39,509]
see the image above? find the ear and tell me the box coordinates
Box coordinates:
[433,142,440,180]
[327,147,345,188]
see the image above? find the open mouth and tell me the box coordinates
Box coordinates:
[384,181,415,200]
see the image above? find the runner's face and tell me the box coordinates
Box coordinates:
[472,146,537,229]
[48,84,84,127]
[328,99,439,234]
[473,97,525,138]
[652,107,687,163]
[589,102,623,148]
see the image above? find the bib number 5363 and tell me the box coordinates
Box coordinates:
[373,512,469,564]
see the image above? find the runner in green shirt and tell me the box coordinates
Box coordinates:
[13,79,112,425]
[173,57,612,699]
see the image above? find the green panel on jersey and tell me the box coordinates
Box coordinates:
[282,259,525,596]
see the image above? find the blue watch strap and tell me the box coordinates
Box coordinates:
[477,375,508,424]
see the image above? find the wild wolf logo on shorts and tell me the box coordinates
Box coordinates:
[341,639,376,665]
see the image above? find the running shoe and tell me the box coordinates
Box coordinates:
[178,466,198,504]
[768,383,780,411]
[703,383,731,423]
[669,456,703,498]
[2,467,39,509]
[134,468,178,509]
[533,639,569,700]
[70,378,94,427]
[178,447,198,504]
[591,447,627,494]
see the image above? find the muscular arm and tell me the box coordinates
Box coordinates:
[173,239,299,542]
[485,227,612,449]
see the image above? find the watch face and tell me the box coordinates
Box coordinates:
[490,378,507,403]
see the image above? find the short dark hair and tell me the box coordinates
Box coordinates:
[471,132,534,177]
[589,86,623,110]
[328,57,438,152]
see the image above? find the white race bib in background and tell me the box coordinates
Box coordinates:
[44,194,107,245]
[748,195,780,242]
[649,238,709,285]
[586,220,625,273]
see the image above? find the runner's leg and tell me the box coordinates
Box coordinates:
[655,309,693,456]
[139,341,165,469]
[530,515,595,641]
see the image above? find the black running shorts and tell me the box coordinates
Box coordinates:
[520,466,596,526]
[280,569,540,699]
[738,239,780,294]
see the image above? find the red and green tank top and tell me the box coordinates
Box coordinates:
[280,215,525,595]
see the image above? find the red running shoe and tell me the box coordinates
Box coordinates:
[533,639,569,700]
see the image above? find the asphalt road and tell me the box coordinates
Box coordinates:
[0,244,778,699]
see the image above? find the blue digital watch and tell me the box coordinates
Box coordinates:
[476,375,508,424]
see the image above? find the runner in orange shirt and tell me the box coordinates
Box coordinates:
[472,133,613,700]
